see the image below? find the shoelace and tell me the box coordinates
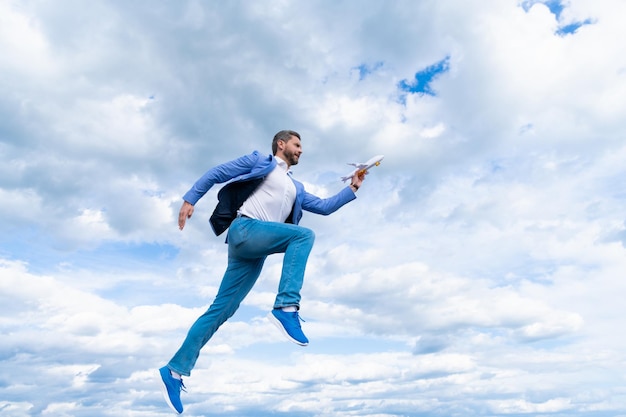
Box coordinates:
[177,378,187,393]
[292,312,306,326]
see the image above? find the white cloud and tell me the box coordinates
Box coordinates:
[0,1,56,76]
[2,0,626,416]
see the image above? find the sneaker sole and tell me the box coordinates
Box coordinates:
[267,312,309,346]
[157,369,182,415]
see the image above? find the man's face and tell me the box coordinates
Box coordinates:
[279,136,302,166]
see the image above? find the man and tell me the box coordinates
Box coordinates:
[158,130,365,414]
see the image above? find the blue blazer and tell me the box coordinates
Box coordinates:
[183,151,357,235]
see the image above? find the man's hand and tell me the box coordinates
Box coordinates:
[178,201,195,230]
[350,170,365,192]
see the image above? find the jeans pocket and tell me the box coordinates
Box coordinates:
[228,219,249,248]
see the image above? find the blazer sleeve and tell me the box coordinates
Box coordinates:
[182,151,261,205]
[301,186,356,216]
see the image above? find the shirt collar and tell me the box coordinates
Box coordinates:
[274,156,291,173]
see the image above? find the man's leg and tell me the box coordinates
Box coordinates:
[238,220,316,345]
[159,254,264,414]
[166,255,265,377]
[267,222,315,346]
[227,217,316,345]
[159,218,270,413]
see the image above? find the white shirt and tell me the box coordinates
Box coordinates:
[239,156,297,222]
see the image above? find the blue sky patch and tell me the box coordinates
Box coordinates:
[543,0,565,18]
[521,0,594,36]
[556,18,594,36]
[398,56,450,102]
[354,61,384,80]
[521,0,564,17]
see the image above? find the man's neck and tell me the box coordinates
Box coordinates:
[275,155,290,169]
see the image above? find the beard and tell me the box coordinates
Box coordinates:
[283,149,299,166]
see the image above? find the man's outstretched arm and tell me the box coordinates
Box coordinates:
[301,171,366,216]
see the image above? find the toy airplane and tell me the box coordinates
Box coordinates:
[341,154,384,182]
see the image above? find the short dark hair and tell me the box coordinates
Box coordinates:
[272,130,301,155]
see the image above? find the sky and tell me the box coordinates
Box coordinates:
[1,0,626,416]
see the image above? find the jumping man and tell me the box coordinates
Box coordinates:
[158,130,365,414]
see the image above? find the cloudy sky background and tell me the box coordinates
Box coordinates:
[2,0,626,416]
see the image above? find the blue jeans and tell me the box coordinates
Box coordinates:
[167,216,315,376]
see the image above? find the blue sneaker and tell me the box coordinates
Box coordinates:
[268,309,309,346]
[158,366,186,414]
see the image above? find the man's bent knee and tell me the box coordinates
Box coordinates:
[298,227,315,243]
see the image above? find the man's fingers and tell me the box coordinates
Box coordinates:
[178,202,194,230]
